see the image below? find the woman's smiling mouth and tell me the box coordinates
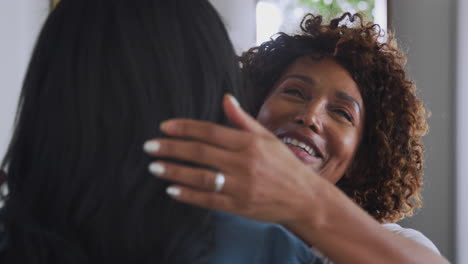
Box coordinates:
[281,137,318,157]
[277,132,325,168]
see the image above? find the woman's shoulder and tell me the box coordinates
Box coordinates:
[212,212,317,264]
[382,223,440,254]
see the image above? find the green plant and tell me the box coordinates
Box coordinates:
[296,0,375,22]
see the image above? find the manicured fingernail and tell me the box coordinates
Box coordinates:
[227,94,240,107]
[143,141,160,153]
[149,162,165,176]
[167,186,181,197]
[160,120,176,133]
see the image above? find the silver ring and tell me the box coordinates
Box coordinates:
[214,172,225,192]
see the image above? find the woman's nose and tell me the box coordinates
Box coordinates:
[294,102,324,134]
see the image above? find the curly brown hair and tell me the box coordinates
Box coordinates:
[240,13,428,223]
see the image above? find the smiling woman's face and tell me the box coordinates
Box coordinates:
[257,56,365,184]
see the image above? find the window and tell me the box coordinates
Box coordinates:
[256,0,387,44]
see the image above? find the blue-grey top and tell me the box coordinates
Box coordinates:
[211,212,317,264]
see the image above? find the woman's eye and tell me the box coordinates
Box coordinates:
[335,109,353,123]
[283,88,304,98]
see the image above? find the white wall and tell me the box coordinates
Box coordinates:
[456,0,468,262]
[209,0,256,54]
[0,0,49,157]
[390,0,455,261]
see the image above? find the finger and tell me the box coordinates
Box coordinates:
[160,119,251,151]
[143,138,234,170]
[148,161,237,194]
[223,94,273,138]
[166,185,235,212]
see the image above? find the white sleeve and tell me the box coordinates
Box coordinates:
[382,223,441,255]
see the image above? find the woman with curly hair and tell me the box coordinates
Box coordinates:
[144,13,449,263]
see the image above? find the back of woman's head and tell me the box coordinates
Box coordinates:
[0,0,241,263]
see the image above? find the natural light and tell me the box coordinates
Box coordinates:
[256,0,387,44]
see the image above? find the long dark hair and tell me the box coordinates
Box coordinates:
[0,0,243,263]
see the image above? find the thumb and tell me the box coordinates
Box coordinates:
[223,94,269,135]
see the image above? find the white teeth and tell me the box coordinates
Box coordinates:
[281,137,317,157]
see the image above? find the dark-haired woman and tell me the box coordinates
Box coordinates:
[144,13,450,263]
[0,0,317,263]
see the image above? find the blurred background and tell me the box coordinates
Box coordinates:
[0,0,465,262]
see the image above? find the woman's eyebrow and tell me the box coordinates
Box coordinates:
[283,74,316,85]
[336,91,361,114]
